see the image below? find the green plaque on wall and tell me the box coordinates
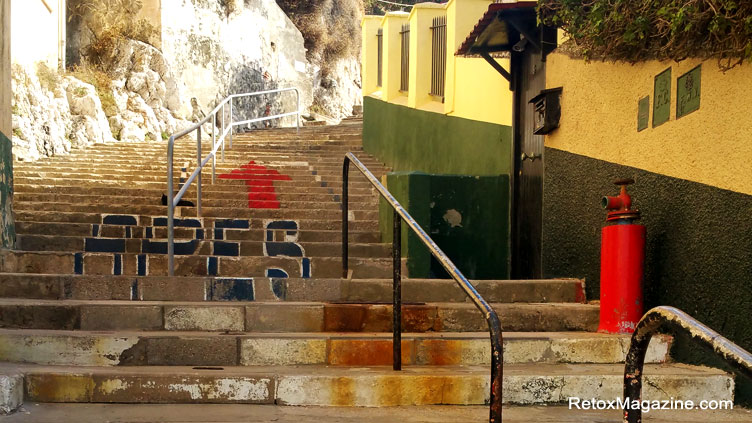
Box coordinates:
[677,65,701,118]
[653,67,671,127]
[637,96,649,132]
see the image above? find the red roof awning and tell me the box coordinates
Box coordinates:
[456,1,539,56]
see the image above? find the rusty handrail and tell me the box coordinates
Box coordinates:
[624,306,752,423]
[342,152,503,423]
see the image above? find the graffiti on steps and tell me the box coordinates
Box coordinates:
[263,220,311,279]
[218,161,292,209]
[78,215,311,279]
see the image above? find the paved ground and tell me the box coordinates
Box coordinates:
[2,404,751,422]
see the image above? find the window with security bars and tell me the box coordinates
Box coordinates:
[430,16,447,99]
[376,28,383,88]
[400,23,410,92]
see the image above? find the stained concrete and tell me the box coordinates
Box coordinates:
[2,403,752,422]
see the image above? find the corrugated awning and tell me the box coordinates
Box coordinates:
[456,1,539,56]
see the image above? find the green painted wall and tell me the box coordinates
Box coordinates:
[362,96,512,175]
[0,131,15,249]
[380,172,510,279]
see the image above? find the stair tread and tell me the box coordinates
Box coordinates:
[4,403,751,423]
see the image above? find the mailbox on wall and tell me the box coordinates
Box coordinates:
[529,87,562,135]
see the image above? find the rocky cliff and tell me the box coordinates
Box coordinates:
[10,0,362,162]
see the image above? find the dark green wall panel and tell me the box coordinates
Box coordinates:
[0,130,14,248]
[363,97,512,176]
[380,172,510,279]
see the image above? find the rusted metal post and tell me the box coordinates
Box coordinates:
[623,306,752,423]
[393,209,402,371]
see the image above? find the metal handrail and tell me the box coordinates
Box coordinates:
[166,88,301,276]
[342,152,503,423]
[623,306,752,423]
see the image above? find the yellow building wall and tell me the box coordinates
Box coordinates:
[381,12,409,104]
[546,53,752,196]
[10,0,65,68]
[449,56,512,126]
[361,16,382,97]
[407,3,444,109]
[361,0,513,126]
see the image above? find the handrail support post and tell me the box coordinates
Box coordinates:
[393,210,402,371]
[197,127,202,217]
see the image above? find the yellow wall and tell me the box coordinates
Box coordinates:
[546,53,752,195]
[10,0,65,68]
[407,3,443,108]
[361,0,513,127]
[381,12,409,104]
[361,16,382,96]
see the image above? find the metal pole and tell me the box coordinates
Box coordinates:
[167,137,175,277]
[393,209,402,371]
[197,127,202,217]
[212,112,216,184]
[229,99,233,149]
[341,157,349,278]
[221,103,225,162]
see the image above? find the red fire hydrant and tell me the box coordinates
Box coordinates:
[598,178,646,334]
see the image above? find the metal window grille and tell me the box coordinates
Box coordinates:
[400,23,410,92]
[377,28,383,88]
[430,16,447,99]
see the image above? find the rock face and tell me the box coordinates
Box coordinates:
[312,56,362,121]
[161,0,314,126]
[11,40,192,161]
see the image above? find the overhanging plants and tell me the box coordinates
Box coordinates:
[538,0,752,70]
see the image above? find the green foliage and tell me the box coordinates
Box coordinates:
[36,62,61,93]
[539,0,752,70]
[161,131,169,140]
[68,66,119,117]
[69,0,158,70]
[12,128,22,138]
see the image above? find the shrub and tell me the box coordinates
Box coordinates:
[68,66,119,116]
[69,0,158,69]
[36,62,61,93]
[539,0,752,70]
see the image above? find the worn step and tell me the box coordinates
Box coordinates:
[0,250,390,278]
[15,235,391,259]
[0,274,585,303]
[14,212,379,231]
[15,363,732,405]
[0,299,598,332]
[16,222,380,243]
[0,329,671,367]
[5,403,752,423]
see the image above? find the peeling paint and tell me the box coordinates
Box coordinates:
[442,209,463,228]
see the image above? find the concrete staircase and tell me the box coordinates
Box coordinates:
[0,118,739,420]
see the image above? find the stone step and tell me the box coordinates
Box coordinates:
[15,235,391,259]
[0,250,390,278]
[15,184,379,197]
[0,299,598,332]
[14,203,379,221]
[15,175,377,190]
[14,212,379,231]
[15,363,732,405]
[14,194,377,210]
[5,403,752,423]
[16,222,380,243]
[12,167,386,180]
[0,329,671,367]
[0,275,585,303]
